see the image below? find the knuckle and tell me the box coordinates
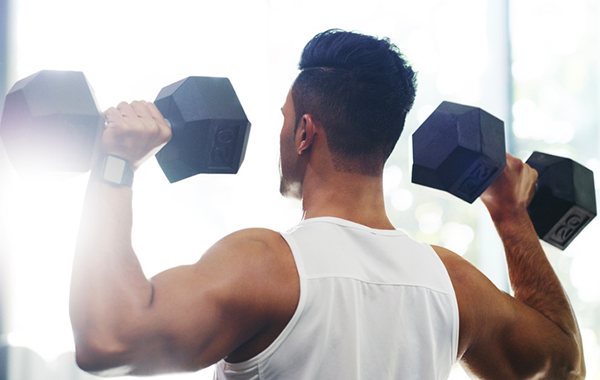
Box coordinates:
[116,101,130,110]
[531,168,539,181]
[131,100,144,109]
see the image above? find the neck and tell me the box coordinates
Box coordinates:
[300,164,394,230]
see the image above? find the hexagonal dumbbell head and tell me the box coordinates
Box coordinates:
[154,77,251,183]
[0,70,104,176]
[526,152,596,250]
[412,101,506,203]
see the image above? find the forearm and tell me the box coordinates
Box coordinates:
[491,208,583,360]
[70,175,153,365]
[479,155,585,377]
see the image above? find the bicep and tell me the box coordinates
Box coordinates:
[434,246,575,379]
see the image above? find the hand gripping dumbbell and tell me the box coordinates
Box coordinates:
[411,101,597,250]
[0,70,251,183]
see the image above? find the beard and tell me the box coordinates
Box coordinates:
[279,156,303,200]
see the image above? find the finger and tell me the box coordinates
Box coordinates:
[145,102,169,127]
[116,101,138,121]
[130,100,153,119]
[526,164,539,187]
[527,173,538,205]
[523,164,538,204]
[104,106,126,129]
[145,103,172,144]
[131,100,167,138]
[505,153,522,168]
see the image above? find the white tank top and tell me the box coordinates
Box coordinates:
[215,217,459,380]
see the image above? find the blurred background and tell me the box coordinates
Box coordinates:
[0,0,598,379]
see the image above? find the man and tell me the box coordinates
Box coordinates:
[70,29,585,379]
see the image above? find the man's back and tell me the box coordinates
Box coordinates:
[215,217,459,379]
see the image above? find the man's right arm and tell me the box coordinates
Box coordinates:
[69,101,299,376]
[435,154,585,379]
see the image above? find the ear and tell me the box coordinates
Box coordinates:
[296,114,317,155]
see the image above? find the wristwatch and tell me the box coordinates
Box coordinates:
[98,155,134,187]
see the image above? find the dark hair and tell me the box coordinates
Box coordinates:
[292,29,417,175]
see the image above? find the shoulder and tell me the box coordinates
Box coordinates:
[224,228,288,247]
[205,228,292,266]
[431,245,504,297]
[430,245,513,360]
[198,228,300,362]
[431,245,484,288]
[198,228,299,303]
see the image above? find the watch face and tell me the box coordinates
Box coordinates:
[102,155,133,186]
[103,155,127,183]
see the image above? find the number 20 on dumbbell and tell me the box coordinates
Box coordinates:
[411,101,596,250]
[0,70,251,182]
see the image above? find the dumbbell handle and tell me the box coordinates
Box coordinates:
[103,113,172,129]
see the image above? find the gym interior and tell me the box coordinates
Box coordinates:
[0,0,599,379]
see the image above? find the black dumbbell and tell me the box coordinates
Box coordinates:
[0,70,251,183]
[411,101,596,250]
